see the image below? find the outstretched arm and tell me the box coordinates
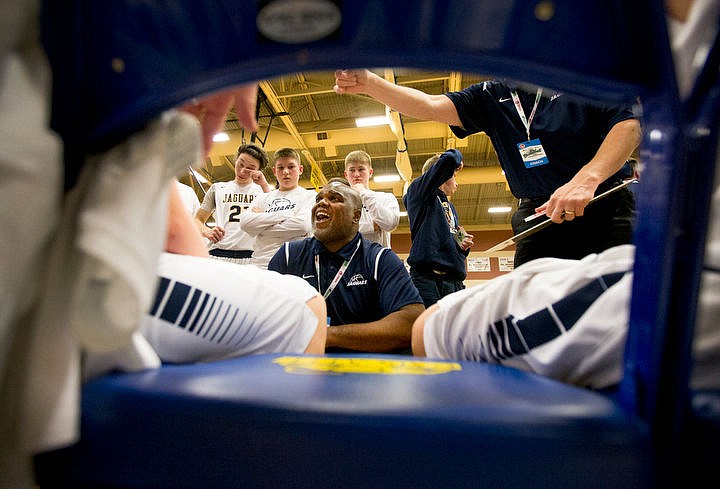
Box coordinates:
[537,118,642,223]
[334,69,462,127]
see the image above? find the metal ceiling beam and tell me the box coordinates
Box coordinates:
[384,69,413,192]
[293,165,506,193]
[207,70,513,232]
[294,72,321,121]
[258,80,328,188]
[446,72,463,150]
[272,74,454,100]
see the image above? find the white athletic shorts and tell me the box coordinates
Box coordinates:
[422,245,635,389]
[141,252,320,363]
[208,255,253,265]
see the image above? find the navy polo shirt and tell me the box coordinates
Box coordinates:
[446,80,638,198]
[268,233,423,326]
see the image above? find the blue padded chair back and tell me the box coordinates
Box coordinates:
[39,1,714,487]
[637,23,720,485]
[42,1,662,185]
[41,0,674,404]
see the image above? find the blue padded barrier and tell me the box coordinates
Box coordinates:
[38,0,679,425]
[664,77,720,488]
[34,0,719,487]
[34,354,654,489]
[41,0,660,187]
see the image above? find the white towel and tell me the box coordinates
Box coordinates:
[82,331,162,381]
[72,110,202,352]
[17,110,202,466]
[0,4,63,484]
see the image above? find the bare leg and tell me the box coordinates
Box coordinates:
[411,304,439,356]
[165,183,209,258]
[303,295,328,354]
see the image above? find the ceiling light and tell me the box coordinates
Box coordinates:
[488,206,512,213]
[212,132,230,142]
[373,174,401,183]
[399,211,408,217]
[355,115,390,127]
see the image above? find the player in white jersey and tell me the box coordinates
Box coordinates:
[239,147,316,268]
[141,252,325,362]
[195,143,272,264]
[413,245,634,389]
[88,182,328,371]
[344,150,400,248]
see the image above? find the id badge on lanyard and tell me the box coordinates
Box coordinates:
[512,88,549,168]
[518,139,549,168]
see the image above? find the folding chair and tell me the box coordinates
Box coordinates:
[34,1,717,487]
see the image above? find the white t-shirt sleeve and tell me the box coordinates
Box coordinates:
[259,189,314,239]
[238,188,314,238]
[361,189,400,232]
[199,183,216,213]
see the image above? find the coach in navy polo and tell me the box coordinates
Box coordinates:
[269,178,424,353]
[334,70,641,268]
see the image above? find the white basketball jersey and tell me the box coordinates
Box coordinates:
[202,180,263,251]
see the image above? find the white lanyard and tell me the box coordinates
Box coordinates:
[438,196,457,231]
[510,88,543,140]
[314,239,361,299]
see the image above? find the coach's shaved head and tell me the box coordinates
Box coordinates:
[324,177,363,211]
[312,178,363,252]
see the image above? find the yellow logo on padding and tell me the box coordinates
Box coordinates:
[273,356,462,375]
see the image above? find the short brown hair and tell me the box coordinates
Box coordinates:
[273,147,302,164]
[236,143,269,170]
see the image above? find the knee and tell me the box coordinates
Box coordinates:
[304,295,328,354]
[411,304,439,357]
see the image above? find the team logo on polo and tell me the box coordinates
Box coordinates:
[266,197,296,212]
[346,274,367,286]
